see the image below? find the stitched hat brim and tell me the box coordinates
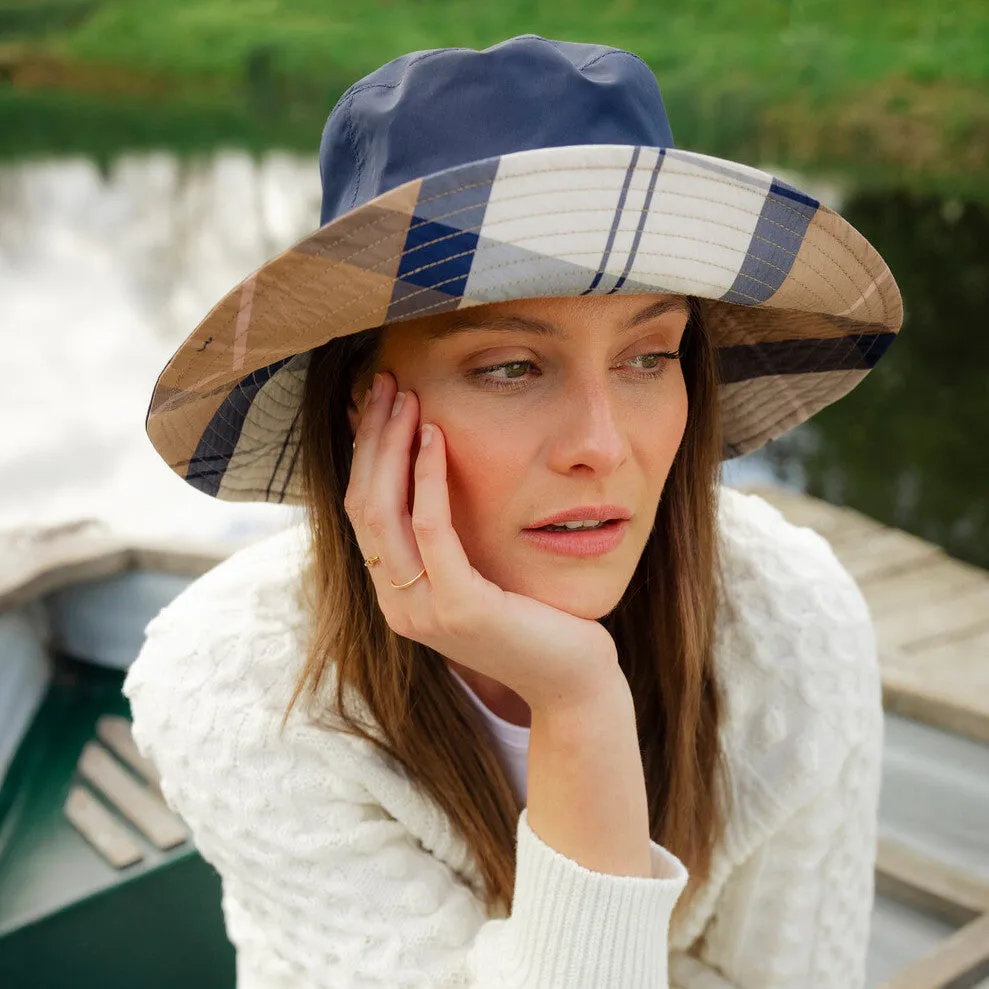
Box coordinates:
[146,143,902,504]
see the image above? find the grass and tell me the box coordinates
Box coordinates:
[1,0,987,194]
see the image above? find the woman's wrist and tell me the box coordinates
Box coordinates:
[527,668,652,878]
[523,649,627,720]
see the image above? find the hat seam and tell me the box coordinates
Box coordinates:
[342,48,473,102]
[324,182,827,279]
[390,215,843,312]
[397,159,827,238]
[342,91,366,213]
[340,49,464,213]
[726,367,861,453]
[177,389,303,477]
[721,356,854,423]
[301,190,879,328]
[305,160,887,323]
[297,221,858,338]
[264,394,304,502]
[577,47,655,76]
[390,240,830,313]
[719,334,877,400]
[320,156,821,245]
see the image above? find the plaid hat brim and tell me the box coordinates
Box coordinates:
[146,143,903,504]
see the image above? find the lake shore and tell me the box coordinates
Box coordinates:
[1,1,987,199]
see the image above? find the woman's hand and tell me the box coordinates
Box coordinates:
[345,370,621,714]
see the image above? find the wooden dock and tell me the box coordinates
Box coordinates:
[744,485,989,747]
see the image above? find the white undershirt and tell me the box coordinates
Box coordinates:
[448,666,531,805]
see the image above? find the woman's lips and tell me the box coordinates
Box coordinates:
[520,519,629,557]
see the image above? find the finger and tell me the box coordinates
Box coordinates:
[348,371,396,499]
[347,372,400,569]
[409,420,477,603]
[364,385,429,590]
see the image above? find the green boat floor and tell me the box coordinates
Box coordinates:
[0,654,235,988]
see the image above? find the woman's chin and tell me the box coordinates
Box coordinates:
[508,574,628,621]
[466,544,632,619]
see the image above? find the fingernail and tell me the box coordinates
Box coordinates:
[371,373,382,401]
[391,391,405,417]
[420,423,433,447]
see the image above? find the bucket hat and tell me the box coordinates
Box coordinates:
[146,34,903,504]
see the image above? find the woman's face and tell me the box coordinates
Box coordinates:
[348,293,690,620]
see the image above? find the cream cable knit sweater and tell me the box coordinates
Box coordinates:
[123,487,883,988]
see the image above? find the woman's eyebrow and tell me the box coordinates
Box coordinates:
[425,299,690,341]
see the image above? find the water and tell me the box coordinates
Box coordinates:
[0,152,321,543]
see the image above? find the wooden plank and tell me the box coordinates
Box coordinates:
[832,529,943,583]
[876,838,989,926]
[95,715,161,790]
[740,487,989,745]
[741,485,885,546]
[0,519,246,611]
[875,913,989,989]
[860,557,989,620]
[129,538,248,578]
[63,785,144,869]
[881,664,989,746]
[875,583,989,653]
[0,521,133,610]
[902,628,989,680]
[882,631,989,745]
[77,742,188,850]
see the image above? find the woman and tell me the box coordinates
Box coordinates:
[125,35,902,988]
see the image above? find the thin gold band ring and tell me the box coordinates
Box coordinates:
[390,567,427,589]
[364,555,427,590]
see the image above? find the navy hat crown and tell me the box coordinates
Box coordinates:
[319,35,675,226]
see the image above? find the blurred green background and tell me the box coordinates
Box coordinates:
[1,0,987,198]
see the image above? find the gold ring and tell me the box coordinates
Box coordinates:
[364,555,381,567]
[390,567,427,589]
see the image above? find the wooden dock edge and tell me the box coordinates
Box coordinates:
[882,674,989,748]
[0,519,251,611]
[739,485,989,747]
[875,839,989,989]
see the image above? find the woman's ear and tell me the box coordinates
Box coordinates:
[346,376,374,441]
[346,388,363,441]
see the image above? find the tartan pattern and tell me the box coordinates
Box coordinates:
[145,144,902,503]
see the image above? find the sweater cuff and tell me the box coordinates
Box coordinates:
[497,806,688,988]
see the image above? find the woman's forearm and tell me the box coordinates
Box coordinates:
[526,670,654,878]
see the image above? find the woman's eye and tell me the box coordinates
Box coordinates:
[469,352,679,390]
[486,361,531,380]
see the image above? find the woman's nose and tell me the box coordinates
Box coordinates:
[545,377,628,474]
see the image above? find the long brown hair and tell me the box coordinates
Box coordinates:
[287,296,728,920]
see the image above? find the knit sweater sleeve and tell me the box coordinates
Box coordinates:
[668,492,885,989]
[123,604,688,989]
[668,714,883,988]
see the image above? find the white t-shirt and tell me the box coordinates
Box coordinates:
[447,666,531,804]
